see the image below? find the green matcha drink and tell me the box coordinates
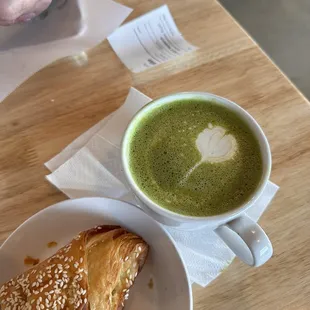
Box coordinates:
[128,98,263,217]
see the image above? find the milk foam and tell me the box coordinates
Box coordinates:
[180,123,237,183]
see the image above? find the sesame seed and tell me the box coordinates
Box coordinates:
[135,271,138,277]
[138,246,142,252]
[124,256,129,261]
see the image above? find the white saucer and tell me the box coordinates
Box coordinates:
[0,197,192,310]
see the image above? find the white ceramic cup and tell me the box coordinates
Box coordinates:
[122,92,272,267]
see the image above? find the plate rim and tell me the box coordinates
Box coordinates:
[0,197,193,310]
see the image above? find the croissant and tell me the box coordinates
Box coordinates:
[0,225,149,310]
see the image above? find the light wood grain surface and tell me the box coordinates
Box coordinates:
[1,0,309,309]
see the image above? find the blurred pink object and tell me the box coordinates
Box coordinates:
[0,0,52,25]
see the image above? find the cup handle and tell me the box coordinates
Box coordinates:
[215,215,273,267]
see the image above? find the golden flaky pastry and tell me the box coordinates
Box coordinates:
[0,225,149,310]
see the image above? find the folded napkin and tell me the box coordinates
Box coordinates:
[45,87,279,287]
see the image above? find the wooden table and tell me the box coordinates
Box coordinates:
[1,0,309,309]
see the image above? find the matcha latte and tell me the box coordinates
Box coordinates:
[128,98,263,217]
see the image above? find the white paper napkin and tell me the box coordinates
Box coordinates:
[45,87,279,287]
[0,0,132,102]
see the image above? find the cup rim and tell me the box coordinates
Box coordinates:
[122,91,272,222]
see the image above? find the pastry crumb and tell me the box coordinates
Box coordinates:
[148,277,154,289]
[24,256,40,266]
[47,241,58,248]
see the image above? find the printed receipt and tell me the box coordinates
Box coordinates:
[108,5,198,73]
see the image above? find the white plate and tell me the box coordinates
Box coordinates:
[0,197,192,310]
